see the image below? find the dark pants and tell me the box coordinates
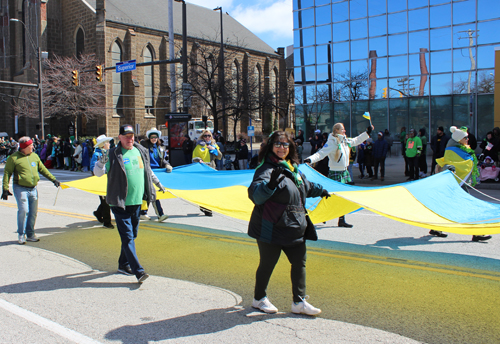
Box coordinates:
[358,161,365,177]
[419,154,428,174]
[140,199,164,217]
[408,155,420,180]
[111,205,145,277]
[95,196,111,224]
[365,155,373,177]
[255,240,306,303]
[431,155,441,175]
[373,157,386,178]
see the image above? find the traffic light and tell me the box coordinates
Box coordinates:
[72,70,79,86]
[96,65,103,82]
[382,87,387,98]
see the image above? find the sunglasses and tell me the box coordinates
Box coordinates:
[203,135,212,138]
[273,142,290,148]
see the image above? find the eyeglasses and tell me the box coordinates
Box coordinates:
[150,136,158,139]
[273,142,290,148]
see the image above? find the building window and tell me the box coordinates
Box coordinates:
[232,60,240,98]
[76,28,84,57]
[255,65,262,120]
[143,46,154,116]
[111,41,123,116]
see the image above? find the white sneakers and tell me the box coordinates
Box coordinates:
[252,297,278,314]
[158,214,169,222]
[140,214,151,221]
[291,295,322,316]
[18,234,26,245]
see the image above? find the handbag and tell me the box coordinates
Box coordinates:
[304,214,318,241]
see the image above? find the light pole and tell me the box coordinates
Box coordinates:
[213,6,225,137]
[174,0,189,113]
[10,18,45,139]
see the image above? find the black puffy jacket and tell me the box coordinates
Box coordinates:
[248,156,323,246]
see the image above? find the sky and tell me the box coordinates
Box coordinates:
[186,0,293,51]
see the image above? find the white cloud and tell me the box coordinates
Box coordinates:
[186,0,234,10]
[231,0,293,45]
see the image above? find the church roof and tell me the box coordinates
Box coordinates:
[85,0,277,55]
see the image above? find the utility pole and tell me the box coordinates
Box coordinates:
[168,0,177,112]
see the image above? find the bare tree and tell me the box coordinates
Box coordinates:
[334,70,369,101]
[13,54,105,123]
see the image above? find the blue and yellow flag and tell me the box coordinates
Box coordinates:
[362,112,371,120]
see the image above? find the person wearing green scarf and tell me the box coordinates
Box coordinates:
[248,131,330,315]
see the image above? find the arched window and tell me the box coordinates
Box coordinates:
[76,28,85,57]
[254,65,262,119]
[111,41,123,116]
[143,46,153,114]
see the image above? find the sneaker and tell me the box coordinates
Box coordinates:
[93,211,103,223]
[202,210,213,217]
[26,235,40,242]
[252,297,278,314]
[291,296,321,316]
[118,265,134,276]
[140,214,151,221]
[158,214,169,222]
[429,230,448,238]
[472,235,492,242]
[103,223,114,229]
[18,234,26,245]
[137,272,149,283]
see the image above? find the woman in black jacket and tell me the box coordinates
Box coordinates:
[248,131,329,315]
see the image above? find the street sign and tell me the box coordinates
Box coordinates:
[247,125,255,137]
[116,59,136,73]
[165,113,192,121]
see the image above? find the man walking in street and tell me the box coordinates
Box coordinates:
[430,126,449,175]
[2,136,60,244]
[94,125,166,283]
[372,131,389,181]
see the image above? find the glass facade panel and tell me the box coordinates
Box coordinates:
[388,12,407,34]
[477,70,494,94]
[409,97,429,134]
[352,101,370,133]
[389,98,409,138]
[431,73,452,95]
[430,4,451,28]
[430,50,452,73]
[315,0,330,6]
[409,52,429,76]
[388,0,407,13]
[369,36,387,56]
[453,71,476,94]
[332,1,349,23]
[430,27,452,51]
[333,41,349,61]
[301,8,315,28]
[370,57,388,78]
[316,5,331,26]
[316,44,331,64]
[316,64,330,82]
[478,0,500,21]
[478,20,500,45]
[430,96,452,129]
[369,0,387,17]
[477,95,494,138]
[351,39,368,60]
[295,0,313,10]
[333,21,349,42]
[350,0,367,19]
[316,24,332,45]
[302,27,315,46]
[409,30,429,53]
[453,0,476,25]
[453,48,475,72]
[388,34,407,55]
[351,59,369,75]
[369,15,387,36]
[389,55,408,77]
[369,99,389,130]
[452,94,474,128]
[333,102,351,132]
[408,0,425,10]
[409,8,429,31]
[334,62,350,79]
[351,18,368,40]
[453,24,475,49]
[294,67,303,83]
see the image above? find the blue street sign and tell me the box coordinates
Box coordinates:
[116,60,136,73]
[247,125,255,137]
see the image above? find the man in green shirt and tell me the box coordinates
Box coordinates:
[2,136,60,244]
[405,129,422,181]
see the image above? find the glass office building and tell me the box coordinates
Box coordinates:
[293,0,499,139]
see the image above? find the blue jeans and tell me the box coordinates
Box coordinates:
[13,184,38,237]
[111,205,145,276]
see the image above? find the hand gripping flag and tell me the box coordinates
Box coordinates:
[363,112,372,126]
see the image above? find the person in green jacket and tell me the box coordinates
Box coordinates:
[405,129,422,181]
[2,136,60,244]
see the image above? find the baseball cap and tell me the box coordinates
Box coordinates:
[437,126,444,131]
[119,124,135,135]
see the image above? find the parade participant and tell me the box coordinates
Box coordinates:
[434,126,492,242]
[94,124,167,283]
[2,136,60,244]
[304,123,372,228]
[430,126,449,175]
[90,134,114,229]
[372,131,389,181]
[248,130,329,315]
[140,128,172,222]
[236,138,249,170]
[405,129,422,181]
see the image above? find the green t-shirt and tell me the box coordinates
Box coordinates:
[405,137,422,158]
[106,147,145,206]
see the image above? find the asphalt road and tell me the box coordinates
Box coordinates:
[1,165,499,343]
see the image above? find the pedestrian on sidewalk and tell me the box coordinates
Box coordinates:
[90,135,114,229]
[430,126,449,175]
[372,131,389,181]
[248,130,329,315]
[418,128,428,177]
[2,136,60,244]
[304,123,373,228]
[357,141,366,179]
[94,124,167,283]
[405,129,422,181]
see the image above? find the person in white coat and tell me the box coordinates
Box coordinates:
[304,123,374,227]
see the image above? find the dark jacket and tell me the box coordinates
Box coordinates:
[97,142,160,209]
[373,137,389,159]
[430,133,449,158]
[480,133,499,161]
[141,139,168,168]
[248,156,323,246]
[236,143,249,160]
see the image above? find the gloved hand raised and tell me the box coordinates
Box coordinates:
[321,189,330,199]
[53,180,61,188]
[267,167,285,190]
[366,125,374,135]
[1,189,12,200]
[98,151,109,165]
[304,158,312,164]
[157,183,166,193]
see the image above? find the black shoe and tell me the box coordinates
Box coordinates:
[137,272,149,283]
[407,178,414,181]
[103,222,114,229]
[203,210,213,217]
[118,265,134,276]
[93,211,103,223]
[429,230,448,238]
[338,217,353,228]
[472,235,492,242]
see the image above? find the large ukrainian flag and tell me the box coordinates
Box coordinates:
[62,163,500,235]
[436,146,474,186]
